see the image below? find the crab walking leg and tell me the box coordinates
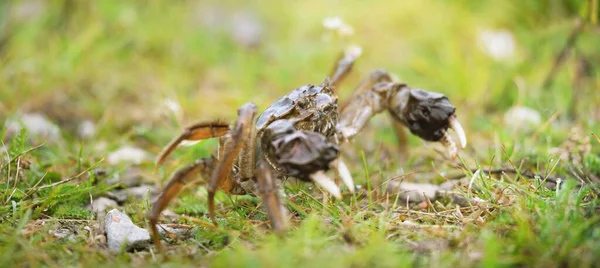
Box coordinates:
[148,157,216,251]
[310,171,342,199]
[329,45,363,88]
[340,69,393,111]
[238,122,258,179]
[156,121,230,167]
[207,103,258,226]
[337,85,387,141]
[255,159,288,232]
[331,158,354,193]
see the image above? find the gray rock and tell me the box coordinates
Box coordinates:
[87,197,118,214]
[439,178,469,191]
[77,120,96,138]
[230,11,263,48]
[5,113,61,141]
[105,209,150,253]
[436,191,488,207]
[51,228,75,241]
[107,185,157,204]
[105,168,144,188]
[387,181,439,203]
[106,146,149,165]
[157,224,195,241]
[504,106,541,132]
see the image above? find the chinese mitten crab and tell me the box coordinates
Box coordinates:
[148,47,467,249]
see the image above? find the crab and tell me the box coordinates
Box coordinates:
[148,46,467,250]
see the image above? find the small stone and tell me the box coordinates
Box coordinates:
[107,185,157,204]
[87,197,118,214]
[504,106,541,132]
[387,181,439,203]
[105,209,150,253]
[77,120,96,138]
[157,224,195,241]
[437,191,488,207]
[478,29,516,60]
[5,113,61,142]
[11,0,46,21]
[107,146,149,165]
[230,11,263,48]
[161,210,180,221]
[105,168,144,188]
[51,228,75,240]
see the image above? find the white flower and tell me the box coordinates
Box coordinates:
[478,29,516,60]
[338,24,354,36]
[322,16,354,37]
[163,98,182,115]
[345,45,363,58]
[322,16,344,30]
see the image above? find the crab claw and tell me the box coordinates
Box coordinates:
[310,171,342,199]
[449,116,467,148]
[331,159,354,194]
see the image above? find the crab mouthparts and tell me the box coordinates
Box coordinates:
[310,171,342,199]
[308,158,355,198]
[332,158,355,194]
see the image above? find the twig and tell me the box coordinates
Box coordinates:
[36,160,103,191]
[592,132,600,144]
[450,168,562,184]
[541,18,585,90]
[0,143,46,171]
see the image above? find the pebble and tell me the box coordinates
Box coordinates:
[105,168,144,188]
[5,113,62,142]
[87,197,118,214]
[107,185,157,204]
[105,209,150,253]
[157,223,195,241]
[387,181,439,203]
[478,29,516,60]
[504,106,541,132]
[51,228,76,241]
[77,120,96,138]
[106,146,149,165]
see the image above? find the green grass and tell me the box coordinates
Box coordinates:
[1,0,600,267]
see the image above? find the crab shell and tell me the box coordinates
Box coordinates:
[255,79,341,180]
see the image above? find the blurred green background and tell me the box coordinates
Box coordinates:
[1,0,598,130]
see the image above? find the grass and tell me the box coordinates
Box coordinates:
[1,0,600,267]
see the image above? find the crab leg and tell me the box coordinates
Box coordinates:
[207,103,258,226]
[337,73,467,157]
[340,69,393,111]
[156,121,229,167]
[255,159,288,232]
[148,157,216,251]
[330,45,363,88]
